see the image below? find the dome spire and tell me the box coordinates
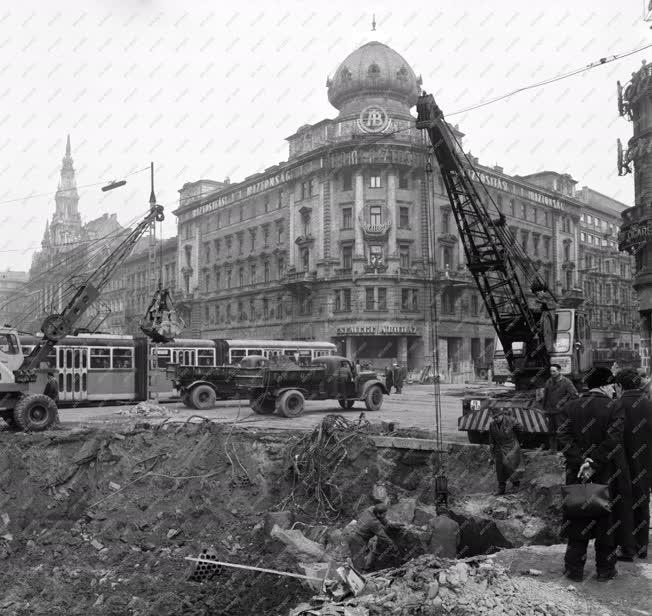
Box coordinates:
[372,13,376,31]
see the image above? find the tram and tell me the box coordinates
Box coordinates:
[16,334,336,404]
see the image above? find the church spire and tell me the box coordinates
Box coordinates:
[51,134,81,246]
[65,134,71,157]
[41,220,50,247]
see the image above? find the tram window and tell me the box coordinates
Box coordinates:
[58,373,64,390]
[46,349,56,369]
[113,348,133,369]
[197,350,214,366]
[82,373,87,391]
[74,373,80,393]
[82,352,87,369]
[230,350,246,364]
[90,348,111,369]
[74,350,80,369]
[157,349,171,368]
[247,349,264,356]
[0,334,19,354]
[66,373,72,391]
[66,350,72,368]
[59,349,64,367]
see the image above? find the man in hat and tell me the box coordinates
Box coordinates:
[488,407,523,495]
[44,372,59,403]
[542,363,578,451]
[346,503,399,571]
[557,366,631,581]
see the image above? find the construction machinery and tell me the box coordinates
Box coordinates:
[416,93,593,445]
[0,203,174,432]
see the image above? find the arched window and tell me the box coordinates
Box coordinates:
[368,63,380,76]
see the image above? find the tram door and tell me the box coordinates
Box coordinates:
[58,347,89,402]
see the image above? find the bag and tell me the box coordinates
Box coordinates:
[561,483,611,519]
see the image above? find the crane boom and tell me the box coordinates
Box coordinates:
[14,204,165,382]
[416,93,555,388]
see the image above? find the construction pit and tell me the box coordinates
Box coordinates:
[0,414,650,616]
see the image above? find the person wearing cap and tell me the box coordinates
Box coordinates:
[613,368,652,560]
[488,407,523,495]
[346,503,399,571]
[557,366,631,582]
[44,372,59,403]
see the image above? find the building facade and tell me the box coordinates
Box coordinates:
[171,40,636,377]
[0,270,29,327]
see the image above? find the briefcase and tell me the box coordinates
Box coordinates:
[561,483,611,519]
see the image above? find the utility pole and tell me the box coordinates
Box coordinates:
[147,162,160,403]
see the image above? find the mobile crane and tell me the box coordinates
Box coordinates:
[416,93,593,444]
[0,202,174,432]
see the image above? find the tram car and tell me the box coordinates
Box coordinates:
[16,334,336,405]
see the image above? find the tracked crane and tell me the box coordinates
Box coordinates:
[0,202,176,432]
[416,93,593,445]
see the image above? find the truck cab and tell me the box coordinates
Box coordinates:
[0,328,23,382]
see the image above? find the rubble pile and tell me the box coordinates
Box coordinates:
[289,556,615,616]
[115,401,180,417]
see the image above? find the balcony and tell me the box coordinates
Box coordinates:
[294,233,315,247]
[282,268,317,294]
[360,219,391,240]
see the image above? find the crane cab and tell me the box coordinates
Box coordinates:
[0,327,23,383]
[491,308,592,384]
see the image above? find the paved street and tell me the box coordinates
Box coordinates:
[57,383,501,442]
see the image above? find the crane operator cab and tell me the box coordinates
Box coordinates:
[0,328,23,384]
[491,309,592,385]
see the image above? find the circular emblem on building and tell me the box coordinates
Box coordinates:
[358,105,390,133]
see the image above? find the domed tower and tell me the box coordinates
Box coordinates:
[327,41,422,119]
[618,61,652,372]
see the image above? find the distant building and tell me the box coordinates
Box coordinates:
[171,40,636,378]
[0,270,29,327]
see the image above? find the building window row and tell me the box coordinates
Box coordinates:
[203,255,285,292]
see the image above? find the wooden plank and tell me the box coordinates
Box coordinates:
[370,435,443,451]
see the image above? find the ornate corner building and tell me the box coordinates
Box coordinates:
[617,60,652,372]
[172,40,637,376]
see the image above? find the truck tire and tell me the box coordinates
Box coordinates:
[277,390,305,418]
[364,385,383,412]
[190,385,217,410]
[338,399,355,409]
[250,396,275,415]
[13,394,58,432]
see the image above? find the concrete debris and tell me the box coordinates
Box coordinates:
[289,555,615,616]
[386,497,416,526]
[109,482,121,491]
[271,525,330,563]
[116,402,179,417]
[90,539,104,551]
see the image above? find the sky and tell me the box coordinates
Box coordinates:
[0,0,650,271]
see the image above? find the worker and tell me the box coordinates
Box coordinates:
[346,503,399,571]
[557,366,631,582]
[385,363,395,393]
[427,501,460,559]
[386,360,404,394]
[613,368,652,560]
[541,363,578,451]
[44,372,59,402]
[488,407,523,495]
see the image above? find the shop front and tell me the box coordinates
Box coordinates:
[331,322,424,371]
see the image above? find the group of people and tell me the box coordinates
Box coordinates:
[488,363,652,582]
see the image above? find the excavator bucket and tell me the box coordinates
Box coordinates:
[139,287,185,343]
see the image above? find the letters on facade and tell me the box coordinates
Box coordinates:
[474,171,565,211]
[619,220,652,252]
[335,324,419,336]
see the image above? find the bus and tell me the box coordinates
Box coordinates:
[17,335,336,405]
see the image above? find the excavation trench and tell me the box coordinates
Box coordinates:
[0,421,564,616]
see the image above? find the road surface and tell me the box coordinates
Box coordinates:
[51,383,504,442]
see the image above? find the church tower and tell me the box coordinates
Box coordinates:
[49,135,81,247]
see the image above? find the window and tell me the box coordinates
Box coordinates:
[521,231,528,252]
[302,248,310,272]
[521,203,526,219]
[342,170,352,191]
[263,298,269,320]
[543,238,550,258]
[302,212,311,236]
[250,231,256,252]
[369,206,382,226]
[90,348,110,369]
[496,195,503,211]
[277,225,283,244]
[510,199,515,217]
[277,255,285,277]
[239,206,244,222]
[0,334,18,355]
[401,288,418,311]
[264,197,269,213]
[204,243,210,262]
[471,294,479,316]
[238,234,244,255]
[250,299,255,320]
[563,243,571,262]
[369,174,382,188]
[377,287,387,310]
[544,211,549,226]
[442,246,453,269]
[237,301,244,320]
[113,348,133,369]
[204,305,210,321]
[335,289,352,312]
[227,269,232,288]
[226,237,232,257]
[342,244,353,269]
[342,207,352,229]
[278,189,283,209]
[533,236,539,257]
[369,245,383,266]
[442,290,454,314]
[442,212,450,234]
[250,264,257,284]
[366,288,375,310]
[184,245,192,267]
[198,349,214,366]
[205,274,210,292]
[264,261,270,283]
[239,267,244,287]
[399,206,410,228]
[277,296,283,319]
[580,232,586,242]
[532,208,538,224]
[399,244,410,269]
[398,171,409,189]
[214,238,220,256]
[565,270,573,290]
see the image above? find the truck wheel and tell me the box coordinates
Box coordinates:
[181,393,195,409]
[364,385,383,412]
[190,385,217,410]
[250,396,275,415]
[13,394,59,432]
[277,390,305,418]
[338,399,355,409]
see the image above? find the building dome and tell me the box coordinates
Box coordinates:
[327,41,421,110]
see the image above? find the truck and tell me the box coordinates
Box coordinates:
[235,355,388,417]
[416,93,594,446]
[0,202,172,432]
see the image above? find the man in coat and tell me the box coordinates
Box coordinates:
[488,407,524,495]
[44,372,59,403]
[542,363,578,451]
[346,503,399,571]
[557,366,631,581]
[613,368,652,560]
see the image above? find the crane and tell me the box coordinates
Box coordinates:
[0,202,170,431]
[416,92,592,444]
